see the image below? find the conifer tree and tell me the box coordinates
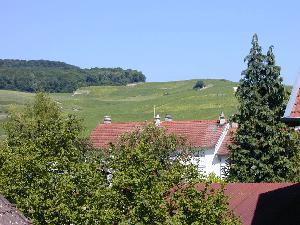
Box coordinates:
[227,34,300,182]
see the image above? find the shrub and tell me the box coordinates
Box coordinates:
[193,80,205,90]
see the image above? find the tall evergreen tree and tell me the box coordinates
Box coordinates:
[227,34,300,182]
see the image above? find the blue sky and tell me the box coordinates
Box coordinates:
[1,0,299,84]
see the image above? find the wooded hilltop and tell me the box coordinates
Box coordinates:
[0,59,146,93]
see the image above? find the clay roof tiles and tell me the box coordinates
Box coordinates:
[284,76,300,118]
[216,128,236,155]
[90,120,227,150]
[196,183,300,225]
[290,90,300,117]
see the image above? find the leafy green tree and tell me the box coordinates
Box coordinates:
[0,59,146,93]
[227,34,300,182]
[166,183,240,225]
[98,124,240,224]
[193,80,205,90]
[0,93,106,224]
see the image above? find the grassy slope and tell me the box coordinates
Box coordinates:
[0,79,238,136]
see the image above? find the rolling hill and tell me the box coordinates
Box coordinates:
[0,79,239,137]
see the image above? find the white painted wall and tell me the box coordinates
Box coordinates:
[219,156,227,178]
[179,123,231,178]
[191,148,228,178]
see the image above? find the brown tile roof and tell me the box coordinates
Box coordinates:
[196,183,300,225]
[90,120,228,150]
[0,195,32,225]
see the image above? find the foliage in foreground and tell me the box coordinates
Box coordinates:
[0,93,240,224]
[227,34,300,182]
[167,183,240,225]
[0,93,106,224]
[97,125,240,224]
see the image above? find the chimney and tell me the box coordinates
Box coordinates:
[154,114,160,126]
[165,114,173,122]
[103,115,112,124]
[231,122,238,128]
[219,112,226,125]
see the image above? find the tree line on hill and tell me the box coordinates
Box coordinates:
[0,59,146,93]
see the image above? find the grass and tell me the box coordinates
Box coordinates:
[0,79,239,137]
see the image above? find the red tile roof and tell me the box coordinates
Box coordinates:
[90,122,144,148]
[90,120,228,150]
[217,128,236,155]
[0,195,32,225]
[195,183,300,225]
[284,77,300,120]
[290,89,300,117]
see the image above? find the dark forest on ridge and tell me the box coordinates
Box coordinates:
[0,59,146,93]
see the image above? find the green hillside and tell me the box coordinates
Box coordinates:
[0,79,239,137]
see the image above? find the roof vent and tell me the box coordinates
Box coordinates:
[219,112,226,125]
[103,115,112,124]
[231,122,238,128]
[154,114,160,126]
[165,114,173,122]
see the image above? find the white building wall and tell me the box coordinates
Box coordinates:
[219,156,228,178]
[191,148,228,178]
[188,123,231,178]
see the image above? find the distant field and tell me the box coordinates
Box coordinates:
[0,79,239,137]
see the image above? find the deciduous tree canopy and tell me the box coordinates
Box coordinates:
[0,93,106,224]
[0,59,146,93]
[98,125,240,224]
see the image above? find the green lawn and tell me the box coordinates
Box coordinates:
[0,79,239,137]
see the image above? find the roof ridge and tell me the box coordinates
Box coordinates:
[215,123,230,155]
[95,120,219,125]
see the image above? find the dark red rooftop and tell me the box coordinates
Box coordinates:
[196,183,300,225]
